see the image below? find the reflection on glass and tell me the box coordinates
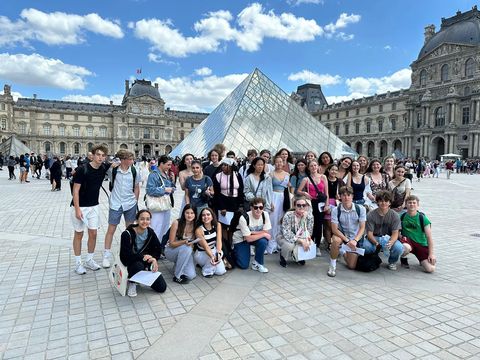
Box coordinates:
[170,69,356,159]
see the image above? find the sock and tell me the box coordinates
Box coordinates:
[330,258,337,268]
[86,253,94,261]
[75,256,82,265]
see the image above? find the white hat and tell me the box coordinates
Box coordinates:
[220,157,237,167]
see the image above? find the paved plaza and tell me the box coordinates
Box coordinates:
[0,170,480,360]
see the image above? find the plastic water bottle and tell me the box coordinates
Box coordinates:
[381,236,389,258]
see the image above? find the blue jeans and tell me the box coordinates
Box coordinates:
[361,235,403,264]
[234,238,268,269]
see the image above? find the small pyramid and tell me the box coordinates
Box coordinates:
[171,68,355,158]
[0,134,33,157]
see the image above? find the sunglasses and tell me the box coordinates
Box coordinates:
[296,203,307,208]
[253,205,264,210]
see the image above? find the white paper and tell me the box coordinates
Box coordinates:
[341,244,365,256]
[129,270,162,286]
[296,244,317,261]
[218,211,234,225]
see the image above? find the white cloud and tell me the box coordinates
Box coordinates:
[147,53,179,66]
[153,72,249,112]
[288,0,324,6]
[288,70,341,86]
[0,8,123,46]
[325,68,411,104]
[195,67,213,76]
[62,94,124,105]
[324,13,360,40]
[131,3,346,57]
[384,45,392,50]
[0,53,93,90]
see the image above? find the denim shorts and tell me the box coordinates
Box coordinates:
[108,205,137,225]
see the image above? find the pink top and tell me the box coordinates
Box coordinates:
[307,177,326,199]
[216,172,239,197]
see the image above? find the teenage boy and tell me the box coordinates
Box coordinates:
[363,190,403,270]
[329,186,366,277]
[102,149,140,268]
[400,195,436,273]
[71,144,112,275]
[239,149,258,181]
[232,197,271,273]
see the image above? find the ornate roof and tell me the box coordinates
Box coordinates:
[127,79,162,100]
[418,6,480,59]
[15,98,123,113]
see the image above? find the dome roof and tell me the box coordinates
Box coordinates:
[128,80,161,100]
[418,9,480,59]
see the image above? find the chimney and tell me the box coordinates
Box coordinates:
[424,24,436,44]
[33,94,37,99]
[110,100,113,105]
[3,84,11,95]
[125,80,129,94]
[154,83,158,89]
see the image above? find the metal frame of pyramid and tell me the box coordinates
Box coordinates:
[170,68,356,159]
[0,135,32,157]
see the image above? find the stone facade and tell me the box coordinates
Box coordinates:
[307,6,480,160]
[0,79,208,157]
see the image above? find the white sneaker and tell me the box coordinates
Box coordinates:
[316,247,322,257]
[127,282,137,297]
[327,265,336,277]
[102,254,111,268]
[388,263,397,271]
[251,261,269,273]
[84,258,101,271]
[75,263,86,275]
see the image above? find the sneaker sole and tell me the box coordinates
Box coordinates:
[75,271,86,275]
[85,266,101,271]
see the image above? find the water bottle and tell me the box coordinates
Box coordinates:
[381,236,389,258]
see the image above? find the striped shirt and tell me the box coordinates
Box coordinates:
[197,225,216,251]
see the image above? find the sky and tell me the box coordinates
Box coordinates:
[0,0,477,113]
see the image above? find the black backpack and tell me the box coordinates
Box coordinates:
[109,165,137,192]
[356,247,382,272]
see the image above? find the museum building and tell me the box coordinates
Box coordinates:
[299,6,480,160]
[0,79,207,157]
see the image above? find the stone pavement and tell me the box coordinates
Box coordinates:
[0,170,480,359]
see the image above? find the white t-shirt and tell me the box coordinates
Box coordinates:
[232,211,272,245]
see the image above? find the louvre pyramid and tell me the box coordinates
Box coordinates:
[0,135,32,157]
[170,68,355,158]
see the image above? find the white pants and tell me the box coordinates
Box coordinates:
[194,249,226,277]
[150,211,171,241]
[267,191,284,253]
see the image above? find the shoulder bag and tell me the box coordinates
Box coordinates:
[145,173,172,212]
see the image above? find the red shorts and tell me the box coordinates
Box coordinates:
[400,236,429,262]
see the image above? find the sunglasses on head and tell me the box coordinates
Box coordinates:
[296,203,307,208]
[253,205,264,210]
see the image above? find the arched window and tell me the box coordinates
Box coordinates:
[120,143,128,149]
[420,70,427,87]
[441,64,449,82]
[44,142,52,153]
[465,58,475,77]
[59,142,66,154]
[73,142,81,155]
[87,143,94,152]
[435,107,445,127]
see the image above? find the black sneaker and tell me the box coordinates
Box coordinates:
[279,255,287,268]
[400,257,410,269]
[173,276,188,284]
[298,260,306,266]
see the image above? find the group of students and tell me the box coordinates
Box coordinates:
[69,143,436,298]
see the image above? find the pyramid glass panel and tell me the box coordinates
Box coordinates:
[170,68,356,159]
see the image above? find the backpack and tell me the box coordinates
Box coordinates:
[356,250,382,272]
[400,211,426,232]
[109,165,137,192]
[243,212,266,227]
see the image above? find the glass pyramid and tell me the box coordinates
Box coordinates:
[170,68,355,159]
[0,135,32,157]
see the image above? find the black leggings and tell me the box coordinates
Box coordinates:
[127,261,167,293]
[8,166,15,179]
[311,200,324,246]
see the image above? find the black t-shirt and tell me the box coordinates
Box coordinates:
[73,163,110,207]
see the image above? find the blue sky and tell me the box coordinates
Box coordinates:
[0,0,477,112]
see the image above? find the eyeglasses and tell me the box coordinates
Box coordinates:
[252,205,264,210]
[296,203,307,208]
